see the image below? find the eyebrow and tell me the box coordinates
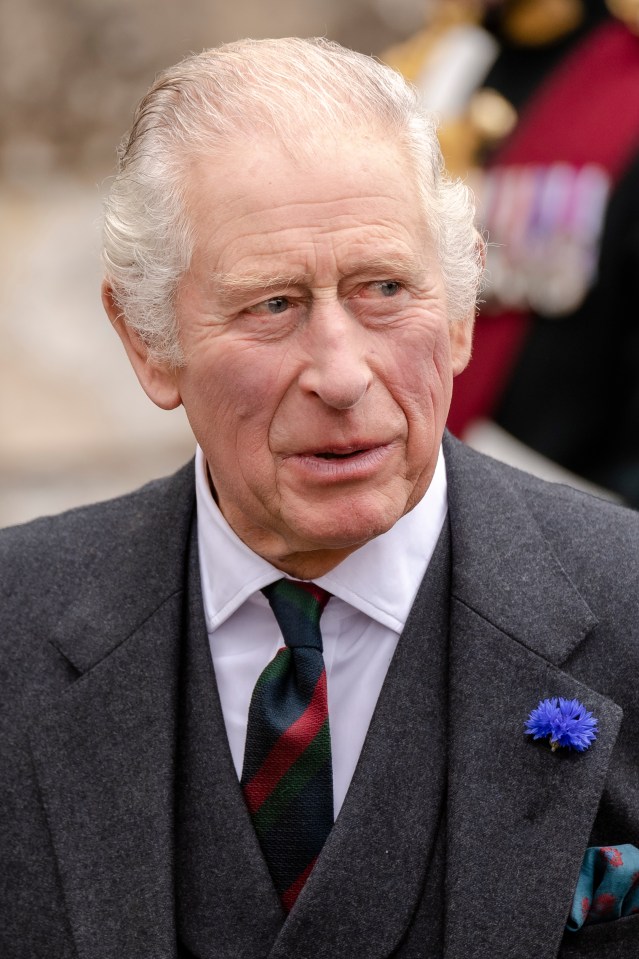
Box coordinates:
[211,252,426,301]
[211,272,310,302]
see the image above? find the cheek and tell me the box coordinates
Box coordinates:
[432,332,455,396]
[179,345,287,456]
[383,322,454,413]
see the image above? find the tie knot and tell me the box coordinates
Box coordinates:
[262,579,331,650]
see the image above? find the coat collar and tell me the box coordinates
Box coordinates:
[47,461,196,673]
[443,431,597,665]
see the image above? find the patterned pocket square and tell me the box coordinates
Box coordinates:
[566,845,639,932]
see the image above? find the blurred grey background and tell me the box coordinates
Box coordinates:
[0,0,432,527]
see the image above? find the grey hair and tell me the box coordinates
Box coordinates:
[102,37,482,365]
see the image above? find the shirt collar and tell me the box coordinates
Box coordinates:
[195,446,448,634]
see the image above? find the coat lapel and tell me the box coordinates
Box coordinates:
[443,435,623,959]
[27,466,196,959]
[267,521,452,959]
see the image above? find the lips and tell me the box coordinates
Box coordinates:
[280,441,395,483]
[291,440,384,460]
[314,448,367,460]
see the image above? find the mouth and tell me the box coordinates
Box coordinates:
[313,448,368,460]
[282,442,394,483]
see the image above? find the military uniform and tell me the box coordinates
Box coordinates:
[386,0,639,505]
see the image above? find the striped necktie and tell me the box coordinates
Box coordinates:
[241,579,333,913]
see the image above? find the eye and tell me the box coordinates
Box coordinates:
[377,280,402,297]
[359,280,404,299]
[247,296,291,315]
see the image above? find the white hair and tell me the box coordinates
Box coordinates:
[102,37,482,365]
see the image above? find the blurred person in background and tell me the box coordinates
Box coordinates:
[386,0,639,505]
[1,36,639,959]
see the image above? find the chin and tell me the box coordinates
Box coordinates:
[288,504,402,552]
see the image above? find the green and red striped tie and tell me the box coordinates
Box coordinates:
[241,579,333,913]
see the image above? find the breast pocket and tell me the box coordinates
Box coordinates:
[560,913,639,957]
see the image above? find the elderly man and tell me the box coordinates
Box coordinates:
[1,38,638,959]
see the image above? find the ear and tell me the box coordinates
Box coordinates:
[102,281,182,411]
[449,231,484,376]
[449,311,475,377]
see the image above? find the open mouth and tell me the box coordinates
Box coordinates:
[314,449,366,460]
[288,443,390,479]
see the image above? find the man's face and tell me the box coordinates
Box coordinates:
[137,136,472,575]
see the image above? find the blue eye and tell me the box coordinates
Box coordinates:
[379,281,401,297]
[265,297,289,314]
[245,296,292,317]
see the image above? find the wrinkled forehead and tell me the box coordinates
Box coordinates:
[183,125,429,229]
[177,131,443,300]
[184,129,432,245]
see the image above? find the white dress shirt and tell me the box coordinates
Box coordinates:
[195,446,448,817]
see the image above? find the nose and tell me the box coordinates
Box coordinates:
[297,301,373,410]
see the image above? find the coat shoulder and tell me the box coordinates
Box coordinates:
[0,461,195,692]
[495,453,639,571]
[445,434,639,561]
[0,461,194,583]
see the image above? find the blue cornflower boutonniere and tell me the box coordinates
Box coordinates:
[525,697,598,752]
